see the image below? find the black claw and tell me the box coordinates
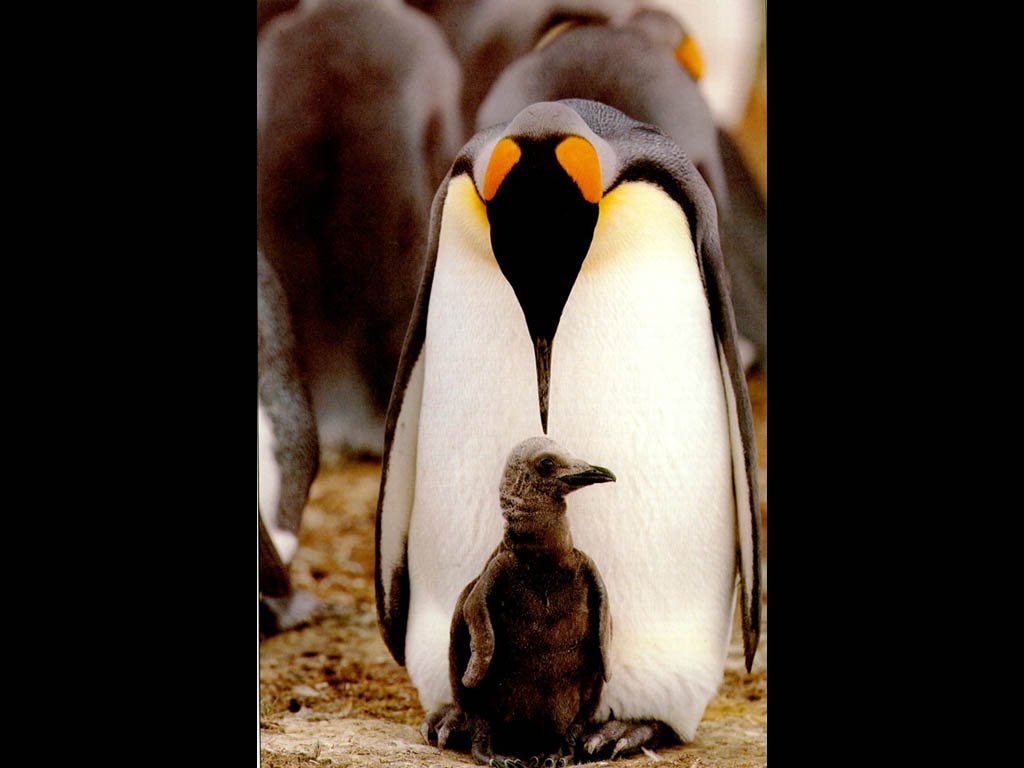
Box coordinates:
[422,704,470,750]
[583,719,665,760]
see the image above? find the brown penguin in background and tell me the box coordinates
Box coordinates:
[423,437,616,767]
[257,0,463,458]
[256,0,299,36]
[408,0,636,130]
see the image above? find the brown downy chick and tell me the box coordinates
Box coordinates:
[430,437,615,768]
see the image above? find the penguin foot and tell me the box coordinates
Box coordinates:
[259,590,333,637]
[582,719,669,759]
[421,703,468,750]
[487,757,530,768]
[540,755,570,768]
[467,721,528,767]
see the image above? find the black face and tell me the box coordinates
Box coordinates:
[485,139,600,432]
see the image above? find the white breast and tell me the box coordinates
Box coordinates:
[407,177,735,740]
[258,402,298,565]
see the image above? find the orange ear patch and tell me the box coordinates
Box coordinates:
[676,34,703,81]
[482,138,522,200]
[555,136,602,204]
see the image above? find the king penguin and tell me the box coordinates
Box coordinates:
[257,0,463,457]
[476,9,766,369]
[375,100,761,748]
[258,249,321,635]
[408,0,637,130]
[257,0,299,37]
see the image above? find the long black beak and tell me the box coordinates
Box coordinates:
[560,465,617,487]
[483,138,600,437]
[535,336,552,434]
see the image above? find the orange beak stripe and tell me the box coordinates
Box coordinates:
[482,138,522,201]
[676,34,704,81]
[555,136,602,204]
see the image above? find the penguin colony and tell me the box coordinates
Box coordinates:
[257,0,766,760]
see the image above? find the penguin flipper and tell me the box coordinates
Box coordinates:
[691,175,762,672]
[717,127,767,368]
[449,577,476,698]
[578,551,612,683]
[374,175,453,665]
[258,250,319,542]
[460,553,513,688]
[717,342,761,671]
[373,344,424,665]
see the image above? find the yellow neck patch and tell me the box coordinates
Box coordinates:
[535,19,578,52]
[675,34,703,81]
[555,136,602,204]
[483,138,522,201]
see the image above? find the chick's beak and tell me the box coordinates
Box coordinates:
[560,464,617,487]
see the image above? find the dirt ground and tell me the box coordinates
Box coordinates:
[260,48,767,768]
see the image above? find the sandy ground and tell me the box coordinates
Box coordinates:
[260,49,767,768]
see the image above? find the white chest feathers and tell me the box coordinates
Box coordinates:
[406,176,737,740]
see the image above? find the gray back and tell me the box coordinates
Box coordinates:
[257,0,464,452]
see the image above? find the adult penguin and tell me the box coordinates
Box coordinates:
[258,249,321,635]
[375,100,760,753]
[410,0,765,159]
[476,9,766,369]
[407,0,636,130]
[257,0,463,458]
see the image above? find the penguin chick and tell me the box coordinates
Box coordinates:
[424,437,615,767]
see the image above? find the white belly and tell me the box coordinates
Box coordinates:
[406,178,734,740]
[258,402,298,564]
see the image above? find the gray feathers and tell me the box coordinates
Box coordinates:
[475,11,766,368]
[258,249,318,538]
[257,0,463,457]
[477,11,725,205]
[258,249,321,634]
[411,0,637,129]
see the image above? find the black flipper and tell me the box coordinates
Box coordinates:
[717,127,767,368]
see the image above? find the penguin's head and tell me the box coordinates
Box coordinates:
[470,102,620,433]
[500,436,616,518]
[626,9,704,81]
